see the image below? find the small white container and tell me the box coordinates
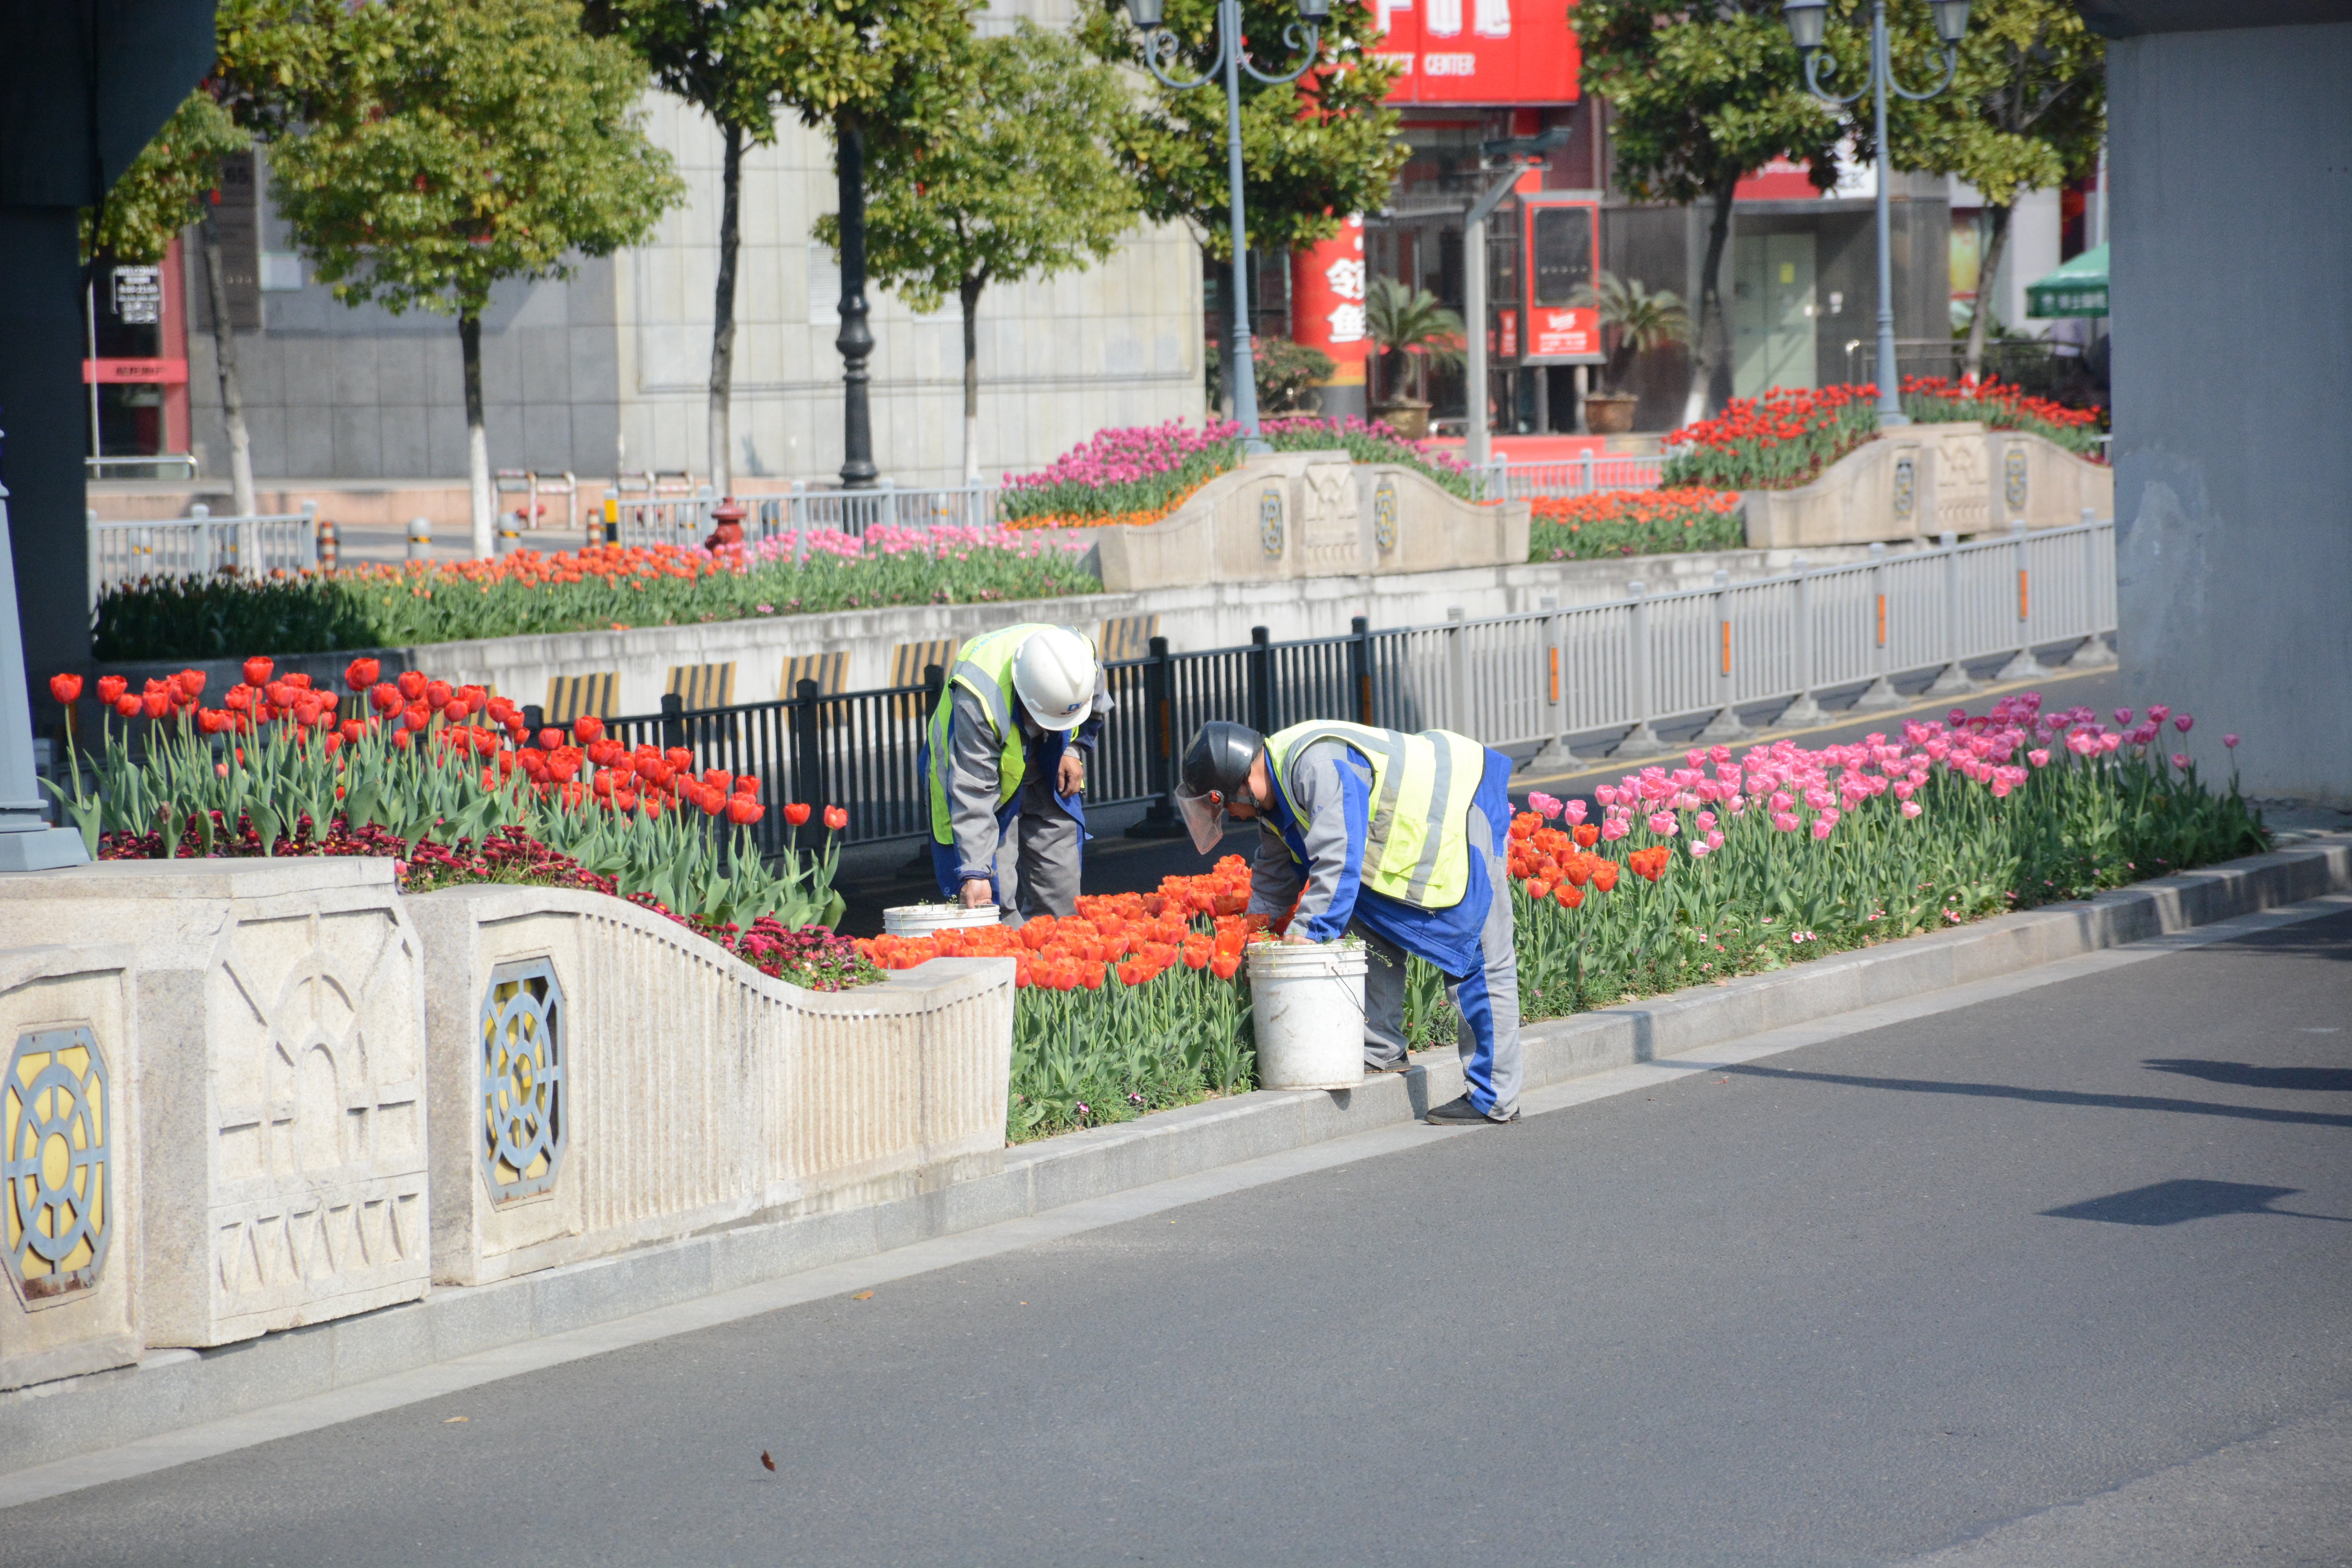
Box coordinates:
[1246,940,1370,1091]
[883,903,1004,938]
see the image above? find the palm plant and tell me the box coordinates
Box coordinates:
[1364,275,1466,403]
[1580,271,1691,394]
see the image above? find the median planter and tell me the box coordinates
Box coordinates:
[408,885,1013,1288]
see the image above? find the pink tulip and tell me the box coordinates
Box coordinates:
[1595,785,1617,807]
[1689,840,1711,858]
[1900,800,1923,819]
[1773,812,1799,833]
[1528,791,1563,820]
[2171,753,2190,770]
[2114,708,2133,726]
[1601,818,1628,841]
[1564,798,1588,825]
[2148,704,2170,723]
[2027,748,2050,768]
[1704,829,1724,850]
[2173,714,2193,733]
[1695,811,1717,831]
[1811,819,1834,840]
[1647,811,1679,837]
[2223,733,2240,749]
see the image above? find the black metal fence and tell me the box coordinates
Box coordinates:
[540,618,1393,857]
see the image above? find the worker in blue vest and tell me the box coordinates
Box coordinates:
[1176,719,1522,1125]
[920,622,1108,920]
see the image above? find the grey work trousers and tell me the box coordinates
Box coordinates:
[1355,802,1523,1118]
[989,771,1083,922]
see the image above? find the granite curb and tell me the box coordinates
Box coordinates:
[3,835,2345,1480]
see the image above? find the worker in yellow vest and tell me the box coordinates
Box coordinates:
[920,623,1108,920]
[1175,719,1522,1125]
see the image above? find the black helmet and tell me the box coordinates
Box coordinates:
[1176,720,1263,853]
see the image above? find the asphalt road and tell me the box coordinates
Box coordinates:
[835,664,2125,933]
[10,901,2346,1566]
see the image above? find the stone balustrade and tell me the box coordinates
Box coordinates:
[1743,425,2114,549]
[0,860,1013,1393]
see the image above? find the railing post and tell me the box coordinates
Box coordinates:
[85,508,100,612]
[1347,614,1373,726]
[1615,580,1668,757]
[1444,606,1468,733]
[1996,517,2051,679]
[791,480,809,566]
[1529,593,1582,771]
[522,703,545,738]
[408,515,434,562]
[1926,530,1978,695]
[238,514,258,582]
[659,691,686,755]
[301,501,319,569]
[1697,568,1748,740]
[318,518,339,570]
[1128,634,1186,839]
[1247,626,1274,737]
[790,677,823,813]
[1780,554,1828,727]
[1580,448,1595,496]
[2066,511,2118,669]
[1854,541,1903,709]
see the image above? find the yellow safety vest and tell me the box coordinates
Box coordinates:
[926,622,1094,844]
[1265,721,1486,910]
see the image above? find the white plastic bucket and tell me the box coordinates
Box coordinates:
[883,903,1003,938]
[1247,941,1369,1091]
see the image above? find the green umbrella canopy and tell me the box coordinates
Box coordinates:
[2027,243,2108,319]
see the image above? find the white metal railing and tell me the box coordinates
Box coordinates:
[609,479,1004,553]
[1470,450,1669,502]
[1367,515,2114,762]
[495,469,581,531]
[86,503,320,605]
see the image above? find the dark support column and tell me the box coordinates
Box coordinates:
[1127,634,1185,839]
[1246,625,1273,737]
[1347,615,1373,724]
[834,122,877,491]
[0,208,92,676]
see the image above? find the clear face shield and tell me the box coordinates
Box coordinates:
[1175,782,1229,856]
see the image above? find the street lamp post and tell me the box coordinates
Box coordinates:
[1782,0,1971,428]
[1122,0,1327,452]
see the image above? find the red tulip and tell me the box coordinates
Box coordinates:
[424,680,453,710]
[97,675,128,706]
[392,728,413,750]
[339,720,363,744]
[702,767,731,792]
[140,690,170,719]
[402,704,430,732]
[537,728,564,752]
[696,786,726,817]
[783,802,811,827]
[198,708,229,734]
[663,746,691,771]
[823,805,848,831]
[48,673,81,704]
[726,795,762,826]
[396,670,428,700]
[242,656,273,686]
[345,657,380,691]
[175,668,207,699]
[370,682,403,714]
[1209,953,1240,981]
[573,714,604,744]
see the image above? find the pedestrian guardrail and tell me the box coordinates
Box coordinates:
[570,517,2114,853]
[1470,451,1669,502]
[86,503,320,605]
[611,480,1005,553]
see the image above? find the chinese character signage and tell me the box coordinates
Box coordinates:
[1371,0,1581,105]
[1290,218,1372,416]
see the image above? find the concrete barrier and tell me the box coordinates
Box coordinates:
[407,886,1012,1287]
[1744,426,2113,549]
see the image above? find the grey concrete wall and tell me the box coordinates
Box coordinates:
[2109,21,2352,803]
[187,254,620,482]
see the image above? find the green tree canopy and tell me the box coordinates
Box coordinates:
[270,0,683,554]
[1575,0,1842,423]
[835,22,1141,481]
[81,90,250,265]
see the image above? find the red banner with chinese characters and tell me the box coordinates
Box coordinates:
[1371,0,1581,105]
[1290,218,1371,396]
[82,358,190,385]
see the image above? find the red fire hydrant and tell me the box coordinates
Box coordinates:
[704,497,747,552]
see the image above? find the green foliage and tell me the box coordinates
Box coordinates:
[82,91,250,264]
[1363,275,1465,401]
[1078,0,1406,260]
[91,541,1100,661]
[1240,336,1338,413]
[1527,490,1746,560]
[583,0,797,142]
[1010,963,1252,1142]
[841,22,1139,315]
[1581,271,1691,394]
[267,0,683,323]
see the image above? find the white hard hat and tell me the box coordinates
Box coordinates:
[1011,625,1097,732]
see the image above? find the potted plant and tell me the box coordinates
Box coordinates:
[1578,272,1690,434]
[1365,276,1466,441]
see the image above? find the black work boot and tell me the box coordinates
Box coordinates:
[1363,1056,1410,1076]
[1426,1093,1518,1125]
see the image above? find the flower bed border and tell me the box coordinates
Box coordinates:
[2,835,2343,1490]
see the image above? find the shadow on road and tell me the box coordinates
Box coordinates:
[2039,1178,2352,1227]
[1715,1061,2352,1130]
[2143,1059,2352,1093]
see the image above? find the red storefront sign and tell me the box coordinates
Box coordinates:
[1371,0,1581,105]
[1517,195,1603,364]
[1290,217,1372,398]
[83,358,191,385]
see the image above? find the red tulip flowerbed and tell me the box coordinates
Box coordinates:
[1899,376,2104,454]
[1529,488,1744,559]
[1663,380,2107,491]
[45,657,853,936]
[862,693,2263,1142]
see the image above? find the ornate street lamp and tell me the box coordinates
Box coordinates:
[1123,0,1326,451]
[1782,0,1970,426]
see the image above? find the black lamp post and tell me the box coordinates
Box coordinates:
[834,120,878,490]
[1782,0,1971,426]
[1122,0,1325,450]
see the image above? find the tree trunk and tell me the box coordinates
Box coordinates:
[1963,196,2014,387]
[198,208,256,518]
[1680,177,1739,427]
[708,120,743,497]
[1213,246,1236,418]
[461,309,492,558]
[959,272,984,485]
